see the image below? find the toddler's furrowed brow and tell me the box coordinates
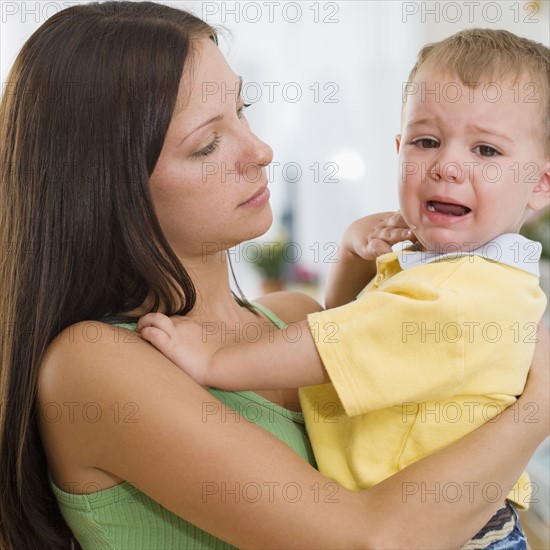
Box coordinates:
[407,117,436,128]
[468,124,514,144]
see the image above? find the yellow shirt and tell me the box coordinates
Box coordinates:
[301,234,546,509]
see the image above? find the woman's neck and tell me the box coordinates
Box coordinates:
[125,250,253,325]
[184,250,249,322]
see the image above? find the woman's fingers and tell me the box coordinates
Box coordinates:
[528,323,550,389]
[522,323,550,433]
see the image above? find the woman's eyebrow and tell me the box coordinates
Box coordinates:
[179,77,243,146]
[237,76,243,101]
[179,114,223,146]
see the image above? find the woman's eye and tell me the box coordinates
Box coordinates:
[237,103,252,119]
[412,138,439,149]
[192,136,220,158]
[474,145,500,157]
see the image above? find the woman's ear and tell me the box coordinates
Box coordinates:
[395,135,401,154]
[528,161,550,211]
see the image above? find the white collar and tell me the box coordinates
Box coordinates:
[395,234,542,277]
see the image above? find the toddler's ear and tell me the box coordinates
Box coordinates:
[395,135,401,154]
[528,161,550,211]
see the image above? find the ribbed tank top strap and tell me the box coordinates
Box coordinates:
[249,301,287,329]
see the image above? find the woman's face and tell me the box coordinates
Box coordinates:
[149,39,274,259]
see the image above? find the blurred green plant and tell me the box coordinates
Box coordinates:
[521,208,550,260]
[250,234,288,281]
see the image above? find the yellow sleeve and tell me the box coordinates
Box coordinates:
[308,258,545,417]
[308,276,464,416]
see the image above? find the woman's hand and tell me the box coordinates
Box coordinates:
[138,313,219,386]
[520,322,550,435]
[325,211,415,309]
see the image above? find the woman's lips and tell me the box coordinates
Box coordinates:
[239,186,270,207]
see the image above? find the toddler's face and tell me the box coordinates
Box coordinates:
[397,69,549,253]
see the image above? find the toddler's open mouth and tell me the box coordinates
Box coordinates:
[426,200,471,216]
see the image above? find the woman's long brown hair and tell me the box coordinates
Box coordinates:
[0,3,215,547]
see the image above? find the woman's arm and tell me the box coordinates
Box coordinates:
[38,322,549,549]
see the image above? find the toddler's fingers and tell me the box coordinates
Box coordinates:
[386,211,408,228]
[139,325,173,352]
[370,238,393,257]
[377,227,414,244]
[137,312,175,335]
[356,238,393,260]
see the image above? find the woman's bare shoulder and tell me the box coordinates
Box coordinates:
[38,321,219,472]
[39,321,180,401]
[253,291,323,324]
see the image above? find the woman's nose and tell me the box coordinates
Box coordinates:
[251,134,273,168]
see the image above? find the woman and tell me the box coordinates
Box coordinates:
[0,2,548,548]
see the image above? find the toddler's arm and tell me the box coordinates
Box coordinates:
[325,211,414,309]
[138,313,327,390]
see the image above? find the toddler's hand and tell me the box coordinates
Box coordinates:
[137,313,215,386]
[342,211,415,261]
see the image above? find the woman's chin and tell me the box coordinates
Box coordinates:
[248,209,274,240]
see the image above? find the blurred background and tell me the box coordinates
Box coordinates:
[1,0,549,546]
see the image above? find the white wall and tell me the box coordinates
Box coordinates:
[1,0,549,299]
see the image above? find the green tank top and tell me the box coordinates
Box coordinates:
[50,303,316,549]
